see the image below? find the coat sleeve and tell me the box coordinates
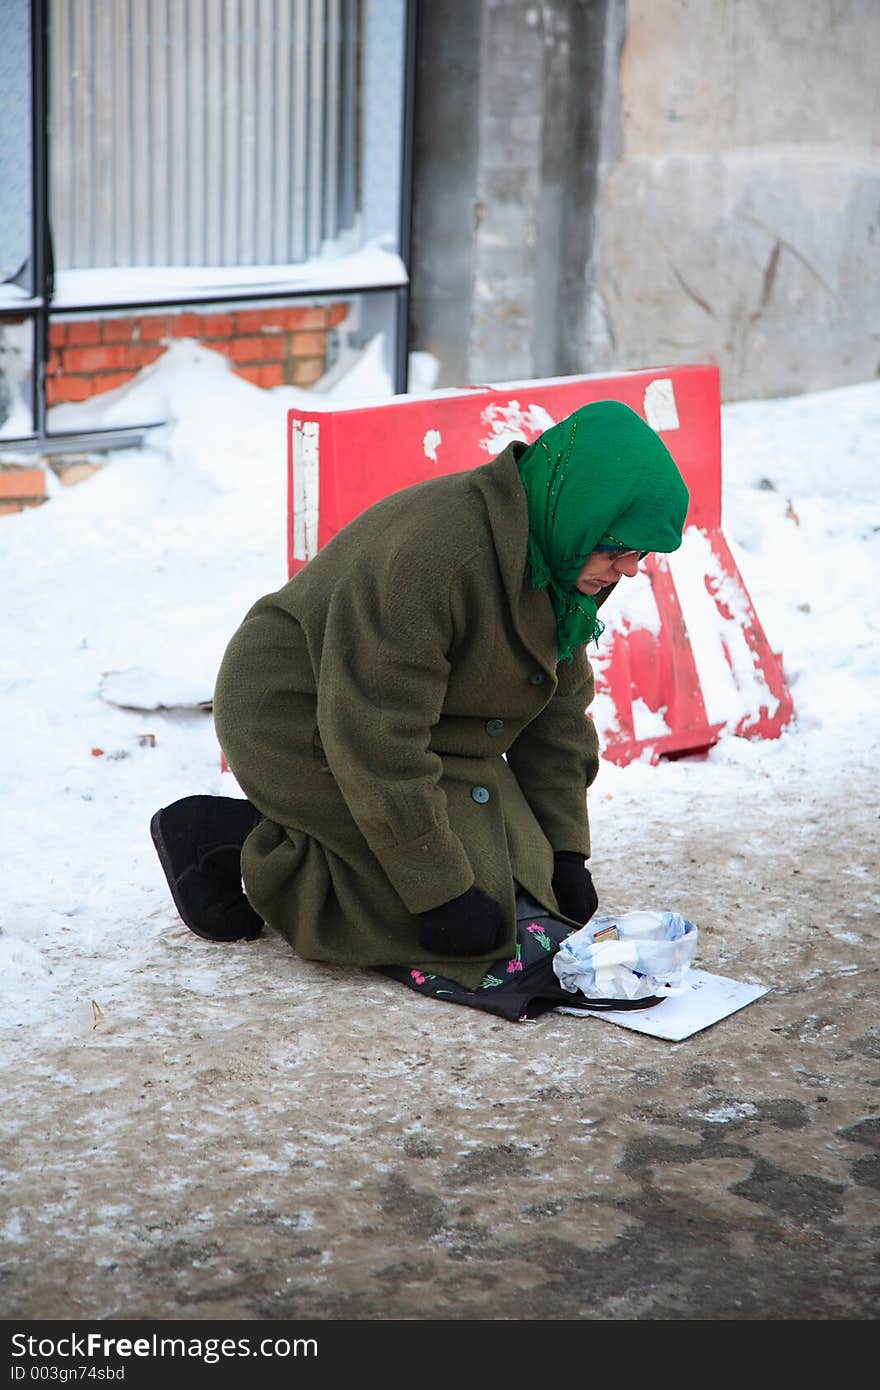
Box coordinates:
[505,647,599,857]
[315,554,476,915]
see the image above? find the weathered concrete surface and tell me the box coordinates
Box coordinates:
[410,0,604,385]
[2,748,877,1321]
[585,0,880,400]
[410,0,880,402]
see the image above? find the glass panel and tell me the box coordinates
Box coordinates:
[44,293,358,435]
[0,0,34,304]
[362,0,405,250]
[50,0,366,271]
[0,316,35,440]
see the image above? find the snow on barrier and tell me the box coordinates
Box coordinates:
[287,364,794,765]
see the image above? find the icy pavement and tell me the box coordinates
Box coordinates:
[1,352,878,1318]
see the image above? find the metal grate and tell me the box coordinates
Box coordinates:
[49,0,362,270]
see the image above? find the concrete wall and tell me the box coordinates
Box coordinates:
[410,0,880,401]
[588,0,880,398]
[410,0,608,386]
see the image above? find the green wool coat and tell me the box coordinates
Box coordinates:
[213,442,606,989]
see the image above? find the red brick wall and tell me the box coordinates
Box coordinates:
[0,467,47,516]
[46,301,349,406]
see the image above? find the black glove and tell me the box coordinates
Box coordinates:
[417,885,508,957]
[552,851,598,923]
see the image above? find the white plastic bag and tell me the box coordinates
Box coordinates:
[552,910,699,1002]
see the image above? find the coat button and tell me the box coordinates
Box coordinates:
[529,671,546,685]
[485,718,505,736]
[470,785,490,804]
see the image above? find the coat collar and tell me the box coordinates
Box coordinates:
[468,443,558,675]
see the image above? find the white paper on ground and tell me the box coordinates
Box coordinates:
[554,968,769,1040]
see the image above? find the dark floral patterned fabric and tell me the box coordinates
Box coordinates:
[378,890,582,1022]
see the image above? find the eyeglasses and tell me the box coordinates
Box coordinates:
[594,545,650,561]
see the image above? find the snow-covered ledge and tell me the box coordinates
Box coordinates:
[51,244,408,311]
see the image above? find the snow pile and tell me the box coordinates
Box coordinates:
[0,347,878,1035]
[720,381,880,734]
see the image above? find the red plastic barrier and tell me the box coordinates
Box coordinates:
[287,365,793,764]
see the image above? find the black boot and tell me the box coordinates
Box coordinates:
[150,795,264,942]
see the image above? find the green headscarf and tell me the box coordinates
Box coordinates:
[515,400,690,662]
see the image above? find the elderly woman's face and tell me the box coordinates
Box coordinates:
[575,548,642,595]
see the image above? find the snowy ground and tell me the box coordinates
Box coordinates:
[1,349,878,1320]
